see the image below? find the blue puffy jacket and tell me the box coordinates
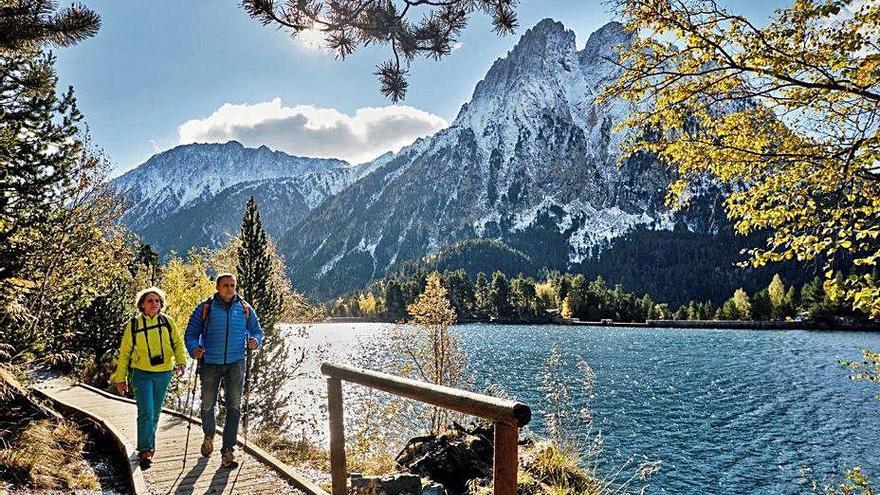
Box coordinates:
[184,294,264,365]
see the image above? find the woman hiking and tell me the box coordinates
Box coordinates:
[111,287,187,469]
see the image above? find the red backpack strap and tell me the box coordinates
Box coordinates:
[200,297,212,322]
[241,300,251,321]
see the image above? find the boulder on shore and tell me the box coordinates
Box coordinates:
[394,421,495,495]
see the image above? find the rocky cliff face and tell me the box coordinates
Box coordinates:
[280,20,682,298]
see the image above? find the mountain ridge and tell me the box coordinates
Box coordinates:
[278,19,686,299]
[112,141,382,255]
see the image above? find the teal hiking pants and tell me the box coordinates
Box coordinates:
[130,368,172,452]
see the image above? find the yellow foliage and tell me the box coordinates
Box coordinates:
[560,297,573,319]
[358,292,380,316]
[605,0,880,319]
[535,282,557,304]
[393,272,465,434]
[161,253,215,327]
[406,272,457,328]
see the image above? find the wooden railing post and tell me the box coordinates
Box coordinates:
[327,377,346,495]
[321,363,531,495]
[493,422,518,495]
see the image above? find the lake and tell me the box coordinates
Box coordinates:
[284,322,880,494]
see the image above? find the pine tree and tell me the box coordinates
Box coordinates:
[490,271,512,319]
[674,305,688,321]
[134,244,161,286]
[236,197,290,430]
[473,272,491,319]
[242,0,516,102]
[0,1,101,51]
[751,289,772,321]
[686,300,699,320]
[555,276,571,307]
[1,49,85,299]
[784,286,799,319]
[701,301,716,320]
[718,298,738,320]
[384,280,407,320]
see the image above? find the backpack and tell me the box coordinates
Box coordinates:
[199,297,251,329]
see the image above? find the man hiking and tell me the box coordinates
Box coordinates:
[185,273,263,468]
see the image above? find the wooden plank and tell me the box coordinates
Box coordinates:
[232,438,328,495]
[321,363,532,427]
[160,468,272,491]
[36,378,325,495]
[149,463,266,484]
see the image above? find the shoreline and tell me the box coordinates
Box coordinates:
[311,316,880,331]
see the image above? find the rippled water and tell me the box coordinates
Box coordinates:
[284,323,880,494]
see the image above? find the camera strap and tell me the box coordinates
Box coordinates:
[130,315,169,364]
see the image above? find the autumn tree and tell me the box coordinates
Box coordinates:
[0,0,116,370]
[732,288,752,320]
[768,274,786,320]
[605,0,880,319]
[393,272,464,434]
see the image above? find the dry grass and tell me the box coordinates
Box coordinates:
[522,440,601,494]
[0,419,99,490]
[254,427,329,468]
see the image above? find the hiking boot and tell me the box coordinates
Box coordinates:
[201,435,214,457]
[221,447,238,469]
[138,450,153,470]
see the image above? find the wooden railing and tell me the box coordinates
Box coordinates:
[320,362,532,495]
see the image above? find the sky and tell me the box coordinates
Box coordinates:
[55,1,787,176]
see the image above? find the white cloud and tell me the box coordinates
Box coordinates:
[177,98,448,164]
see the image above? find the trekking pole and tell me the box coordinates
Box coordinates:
[182,358,201,469]
[231,346,253,492]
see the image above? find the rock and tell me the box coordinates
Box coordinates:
[395,421,496,495]
[421,482,447,495]
[350,473,422,495]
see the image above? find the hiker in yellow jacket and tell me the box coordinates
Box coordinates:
[111,287,187,469]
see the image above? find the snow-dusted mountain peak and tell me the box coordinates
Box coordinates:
[508,18,575,61]
[112,141,352,233]
[580,22,632,64]
[463,18,577,109]
[277,18,687,298]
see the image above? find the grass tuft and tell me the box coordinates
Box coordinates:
[0,419,99,490]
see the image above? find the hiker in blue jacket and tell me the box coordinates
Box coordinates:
[185,272,263,468]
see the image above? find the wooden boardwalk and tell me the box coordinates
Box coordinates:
[33,377,326,495]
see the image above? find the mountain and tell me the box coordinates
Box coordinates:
[112,141,382,255]
[279,20,707,299]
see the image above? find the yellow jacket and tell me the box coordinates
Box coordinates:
[111,313,188,383]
